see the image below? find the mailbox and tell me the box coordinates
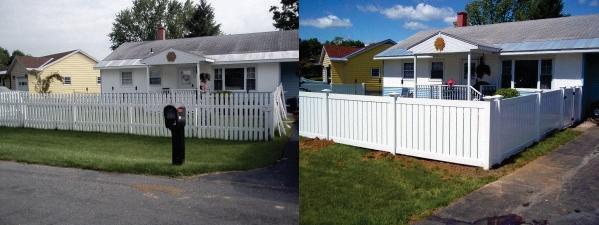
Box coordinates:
[163,105,186,165]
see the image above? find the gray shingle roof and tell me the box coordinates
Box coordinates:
[390,14,599,51]
[103,30,298,61]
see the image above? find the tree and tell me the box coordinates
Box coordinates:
[0,47,10,70]
[465,0,567,25]
[515,0,567,21]
[466,0,514,25]
[324,37,365,48]
[299,38,323,78]
[185,0,221,37]
[270,0,298,30]
[31,70,63,93]
[108,0,197,50]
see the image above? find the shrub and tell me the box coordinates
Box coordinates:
[494,88,520,99]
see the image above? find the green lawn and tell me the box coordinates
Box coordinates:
[0,126,287,177]
[299,129,581,225]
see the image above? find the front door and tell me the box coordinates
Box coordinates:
[178,68,196,89]
[515,60,538,88]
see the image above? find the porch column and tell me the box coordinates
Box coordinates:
[413,55,417,98]
[510,60,515,88]
[467,52,472,101]
[196,62,201,91]
[146,65,150,93]
[536,60,541,90]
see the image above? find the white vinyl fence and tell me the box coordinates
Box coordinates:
[300,86,582,169]
[0,85,288,141]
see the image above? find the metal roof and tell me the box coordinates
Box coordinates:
[378,14,599,57]
[103,30,298,61]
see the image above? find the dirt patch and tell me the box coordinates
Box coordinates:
[361,150,495,178]
[363,151,393,160]
[300,138,335,151]
[132,183,184,196]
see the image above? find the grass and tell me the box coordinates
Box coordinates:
[0,126,288,177]
[299,129,581,225]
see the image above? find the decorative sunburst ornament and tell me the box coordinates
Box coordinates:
[166,51,177,62]
[434,37,445,51]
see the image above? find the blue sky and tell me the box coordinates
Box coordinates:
[300,0,599,44]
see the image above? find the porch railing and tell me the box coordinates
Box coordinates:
[386,85,485,101]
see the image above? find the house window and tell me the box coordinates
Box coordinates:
[501,60,512,88]
[224,68,244,90]
[403,63,414,79]
[246,67,256,90]
[371,68,380,77]
[540,59,552,89]
[97,77,101,85]
[63,76,71,85]
[515,60,538,88]
[149,69,161,85]
[121,72,133,86]
[214,68,223,90]
[463,62,476,79]
[431,62,443,79]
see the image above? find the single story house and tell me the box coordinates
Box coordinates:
[375,13,599,114]
[3,50,100,93]
[320,39,396,93]
[95,28,299,100]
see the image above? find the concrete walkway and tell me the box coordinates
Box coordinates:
[0,124,299,225]
[418,126,599,225]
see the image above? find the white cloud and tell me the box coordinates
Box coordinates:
[300,15,352,29]
[380,3,455,22]
[0,0,278,60]
[356,5,379,13]
[359,3,455,25]
[403,21,430,30]
[578,0,598,6]
[590,0,598,6]
[579,0,587,4]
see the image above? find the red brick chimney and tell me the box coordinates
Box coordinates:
[155,25,166,40]
[456,12,468,27]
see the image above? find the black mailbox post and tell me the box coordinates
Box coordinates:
[163,105,186,165]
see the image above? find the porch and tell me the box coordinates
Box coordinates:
[378,31,575,101]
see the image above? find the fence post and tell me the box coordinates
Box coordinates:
[560,87,566,129]
[483,95,502,170]
[535,90,542,141]
[128,105,133,134]
[322,89,331,140]
[388,92,400,155]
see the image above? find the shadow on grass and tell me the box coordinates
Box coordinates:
[0,126,288,177]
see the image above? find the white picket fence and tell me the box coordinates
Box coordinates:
[299,86,582,169]
[0,85,289,141]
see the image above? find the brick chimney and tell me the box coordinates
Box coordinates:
[456,12,468,27]
[155,25,166,40]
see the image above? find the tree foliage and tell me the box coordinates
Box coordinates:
[108,0,220,50]
[32,71,63,93]
[270,0,299,30]
[185,0,221,37]
[324,37,365,48]
[0,47,10,70]
[299,38,323,78]
[465,0,567,26]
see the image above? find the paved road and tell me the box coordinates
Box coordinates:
[418,126,599,225]
[0,125,299,225]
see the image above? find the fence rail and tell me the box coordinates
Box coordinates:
[0,85,289,141]
[300,86,583,169]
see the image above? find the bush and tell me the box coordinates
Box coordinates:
[494,88,519,99]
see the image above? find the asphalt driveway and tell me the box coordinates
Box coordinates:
[0,124,299,225]
[418,126,599,225]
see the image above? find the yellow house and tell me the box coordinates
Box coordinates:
[5,50,100,93]
[319,39,395,93]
